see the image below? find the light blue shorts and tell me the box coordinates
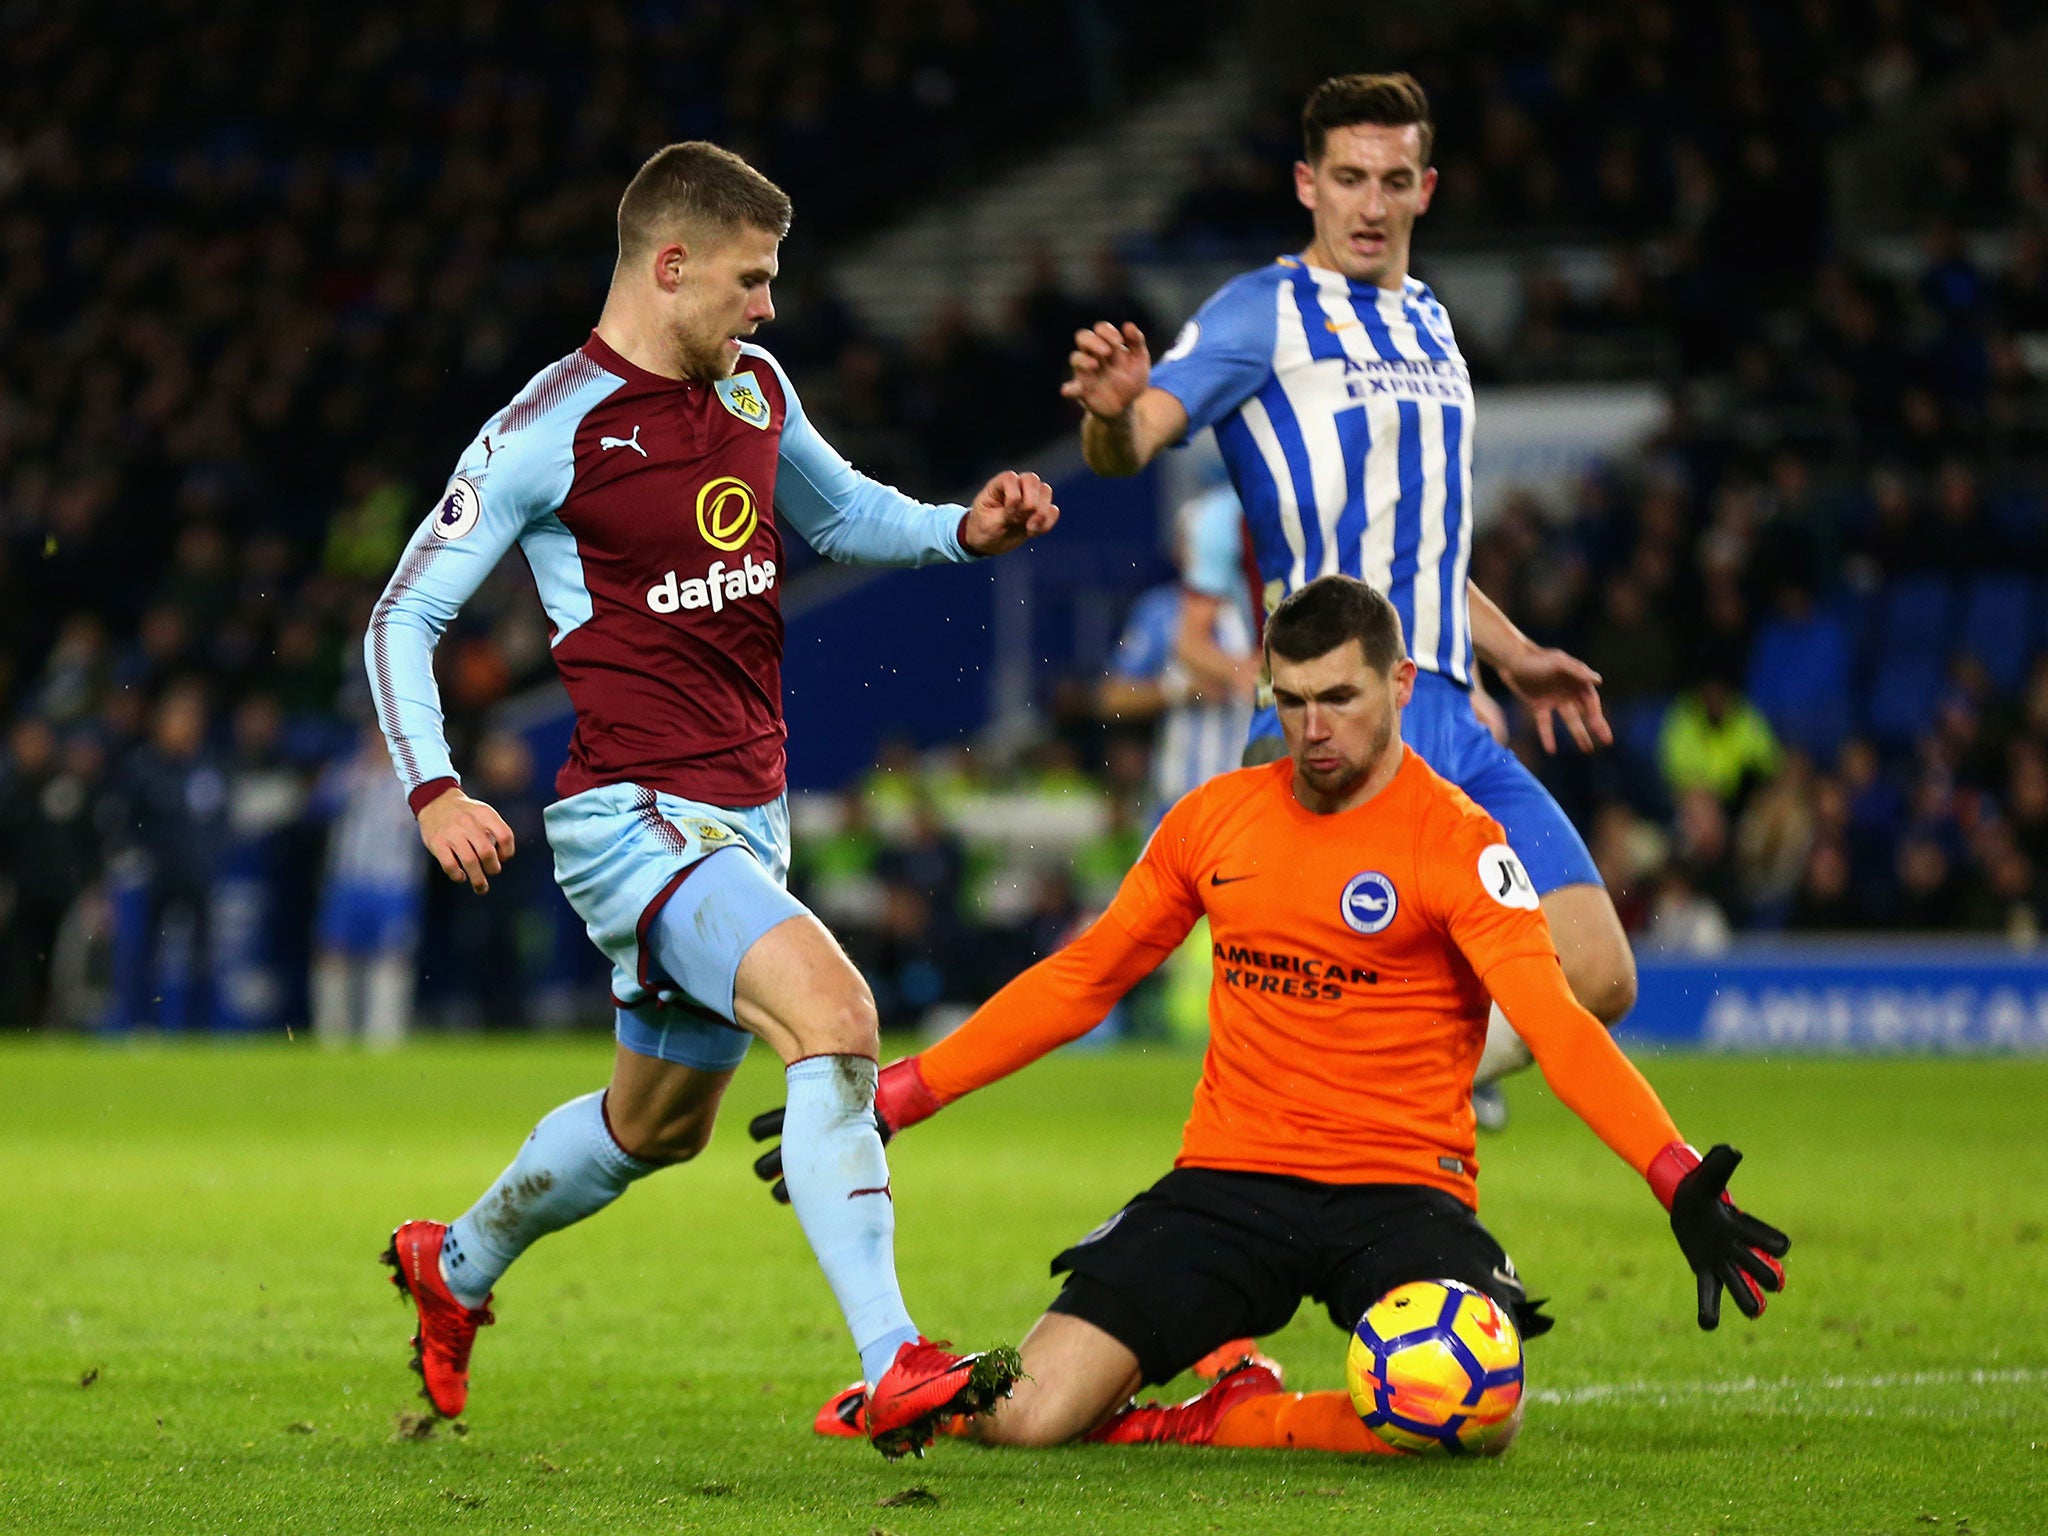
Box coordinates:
[1246,670,1601,895]
[543,783,808,1072]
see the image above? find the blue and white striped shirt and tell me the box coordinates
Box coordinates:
[1151,256,1476,685]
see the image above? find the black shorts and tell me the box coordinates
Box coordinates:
[1047,1166,1549,1386]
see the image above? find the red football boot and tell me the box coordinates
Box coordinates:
[381,1220,494,1418]
[815,1381,867,1438]
[863,1337,1022,1460]
[1191,1338,1285,1386]
[814,1382,978,1443]
[1085,1360,1283,1446]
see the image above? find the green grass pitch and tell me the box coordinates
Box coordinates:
[2,1039,2044,1534]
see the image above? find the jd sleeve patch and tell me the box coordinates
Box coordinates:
[1477,843,1540,910]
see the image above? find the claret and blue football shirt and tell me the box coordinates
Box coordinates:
[367,334,974,812]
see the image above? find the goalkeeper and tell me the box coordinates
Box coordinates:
[754,576,1788,1453]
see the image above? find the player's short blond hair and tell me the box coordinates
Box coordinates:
[1302,72,1434,166]
[616,142,792,260]
[1266,575,1408,674]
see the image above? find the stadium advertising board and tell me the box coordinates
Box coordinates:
[1627,943,2048,1053]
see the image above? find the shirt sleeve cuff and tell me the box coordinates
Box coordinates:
[952,510,982,560]
[408,776,459,816]
[1147,378,1200,446]
[1646,1139,1701,1211]
[881,1055,948,1120]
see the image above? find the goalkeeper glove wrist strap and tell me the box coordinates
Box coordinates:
[876,1055,945,1134]
[1646,1139,1701,1213]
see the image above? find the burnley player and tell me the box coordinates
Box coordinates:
[769,578,1787,1453]
[1064,73,1633,1092]
[366,142,1049,1457]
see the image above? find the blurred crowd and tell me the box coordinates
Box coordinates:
[1119,0,2048,953]
[786,738,1160,1035]
[5,0,2048,1033]
[772,243,1168,493]
[1466,452,2048,953]
[0,0,1215,706]
[1435,8,2048,952]
[1166,0,2037,252]
[0,0,1205,1031]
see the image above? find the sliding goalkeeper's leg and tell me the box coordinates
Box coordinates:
[1084,1360,1395,1453]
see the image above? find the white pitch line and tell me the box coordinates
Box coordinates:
[1531,1367,2048,1407]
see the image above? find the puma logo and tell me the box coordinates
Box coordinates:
[601,424,647,457]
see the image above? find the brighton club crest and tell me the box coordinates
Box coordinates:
[1340,871,1399,935]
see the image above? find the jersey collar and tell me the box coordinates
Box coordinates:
[582,330,702,391]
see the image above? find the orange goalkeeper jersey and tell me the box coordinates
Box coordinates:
[918,750,1679,1207]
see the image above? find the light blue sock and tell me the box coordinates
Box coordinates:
[781,1056,920,1384]
[439,1090,656,1307]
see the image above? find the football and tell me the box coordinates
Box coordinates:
[1345,1278,1525,1456]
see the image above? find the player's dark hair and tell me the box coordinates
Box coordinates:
[617,142,792,257]
[1265,575,1408,674]
[1302,72,1434,166]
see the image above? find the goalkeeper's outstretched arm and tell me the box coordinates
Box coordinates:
[748,909,1179,1200]
[1488,954,1790,1329]
[878,788,1206,1114]
[750,822,1202,1200]
[913,913,1181,1106]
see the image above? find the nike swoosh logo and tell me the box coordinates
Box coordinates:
[1323,319,1361,333]
[1210,872,1256,886]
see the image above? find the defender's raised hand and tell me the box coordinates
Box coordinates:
[1651,1142,1790,1330]
[1494,642,1613,756]
[961,470,1060,557]
[1061,321,1152,420]
[417,786,517,894]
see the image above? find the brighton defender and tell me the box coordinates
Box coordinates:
[366,143,1046,1457]
[1065,73,1632,1086]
